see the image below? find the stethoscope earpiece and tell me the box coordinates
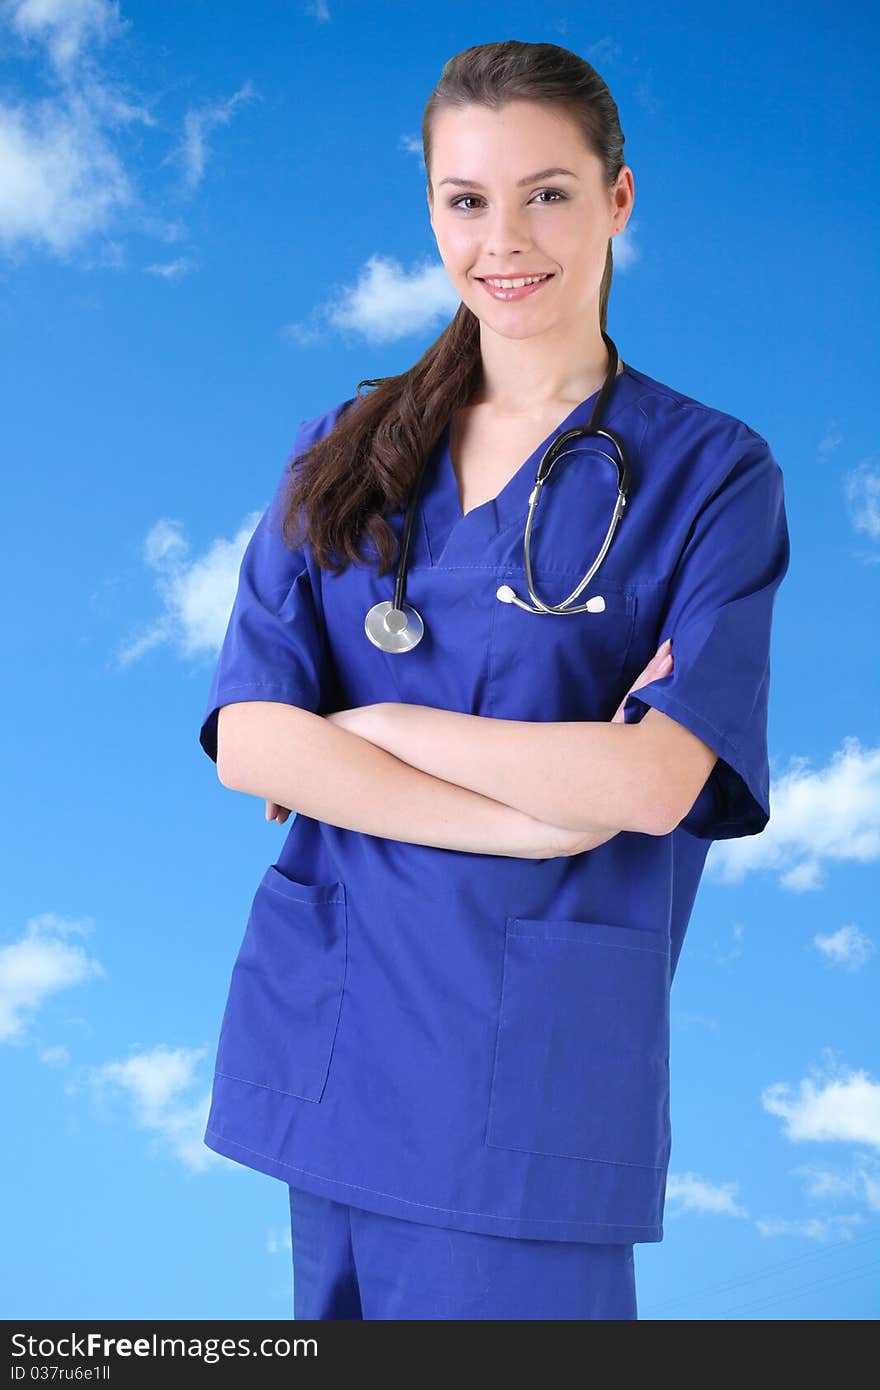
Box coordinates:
[496,585,606,613]
[364,331,629,652]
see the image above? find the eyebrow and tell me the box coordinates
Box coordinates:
[437,167,579,189]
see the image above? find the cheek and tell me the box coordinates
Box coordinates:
[553,218,607,269]
[437,221,479,267]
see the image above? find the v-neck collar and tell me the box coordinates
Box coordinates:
[420,364,638,568]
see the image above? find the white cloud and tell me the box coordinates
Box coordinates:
[4,0,128,76]
[706,738,880,887]
[0,0,248,260]
[664,1171,749,1218]
[779,858,825,892]
[160,82,259,195]
[117,508,260,666]
[813,923,875,972]
[762,1053,880,1151]
[793,1156,880,1211]
[286,253,461,346]
[610,220,639,270]
[398,132,423,165]
[0,0,161,258]
[0,89,136,257]
[665,1162,876,1241]
[817,422,843,458]
[753,1213,865,1240]
[143,256,197,279]
[0,912,105,1043]
[88,1043,225,1172]
[708,920,745,967]
[267,1224,293,1255]
[843,459,880,542]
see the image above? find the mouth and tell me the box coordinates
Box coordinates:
[475,273,555,302]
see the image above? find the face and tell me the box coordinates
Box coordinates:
[427,100,633,338]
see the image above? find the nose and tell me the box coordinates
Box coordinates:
[480,202,535,260]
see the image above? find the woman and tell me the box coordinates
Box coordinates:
[198,40,790,1320]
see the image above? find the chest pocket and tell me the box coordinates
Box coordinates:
[488,568,637,723]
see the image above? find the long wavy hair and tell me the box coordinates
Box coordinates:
[280,39,626,576]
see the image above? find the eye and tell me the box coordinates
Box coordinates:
[448,188,569,211]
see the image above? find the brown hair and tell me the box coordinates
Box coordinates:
[281,39,626,576]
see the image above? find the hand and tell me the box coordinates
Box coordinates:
[610,637,673,724]
[265,799,291,825]
[556,638,674,856]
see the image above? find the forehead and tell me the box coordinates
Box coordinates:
[430,100,597,180]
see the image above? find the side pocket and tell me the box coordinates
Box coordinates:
[486,917,671,1168]
[214,864,348,1102]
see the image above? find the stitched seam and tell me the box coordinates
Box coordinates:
[208,681,309,694]
[485,1136,667,1169]
[203,1128,664,1222]
[633,688,770,830]
[509,934,666,954]
[633,687,743,762]
[404,566,667,585]
[215,1069,320,1101]
[263,884,344,905]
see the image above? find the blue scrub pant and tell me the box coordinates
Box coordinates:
[288,1186,637,1320]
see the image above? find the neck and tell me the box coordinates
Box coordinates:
[474,320,616,414]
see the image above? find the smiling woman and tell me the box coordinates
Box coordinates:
[428,102,627,354]
[263,66,634,579]
[199,37,791,1324]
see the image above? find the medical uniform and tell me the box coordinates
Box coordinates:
[198,362,790,1308]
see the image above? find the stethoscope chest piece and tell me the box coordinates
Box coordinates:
[365,599,425,652]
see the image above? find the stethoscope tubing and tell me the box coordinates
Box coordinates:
[364,329,630,650]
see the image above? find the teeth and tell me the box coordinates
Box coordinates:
[484,274,550,288]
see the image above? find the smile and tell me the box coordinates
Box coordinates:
[477,273,554,301]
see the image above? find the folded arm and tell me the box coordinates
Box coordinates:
[215,701,616,858]
[332,702,719,837]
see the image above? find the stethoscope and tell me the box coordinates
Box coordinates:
[363,329,631,653]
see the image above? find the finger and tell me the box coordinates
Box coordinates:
[643,653,673,684]
[646,645,673,675]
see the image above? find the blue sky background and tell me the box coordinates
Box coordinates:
[1,0,878,1322]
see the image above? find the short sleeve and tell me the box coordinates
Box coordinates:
[198,422,329,766]
[622,431,791,840]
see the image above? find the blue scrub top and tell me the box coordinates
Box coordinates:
[198,362,791,1243]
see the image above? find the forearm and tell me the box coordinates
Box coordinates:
[355,704,665,836]
[216,701,567,858]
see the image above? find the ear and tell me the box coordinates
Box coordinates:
[426,182,434,231]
